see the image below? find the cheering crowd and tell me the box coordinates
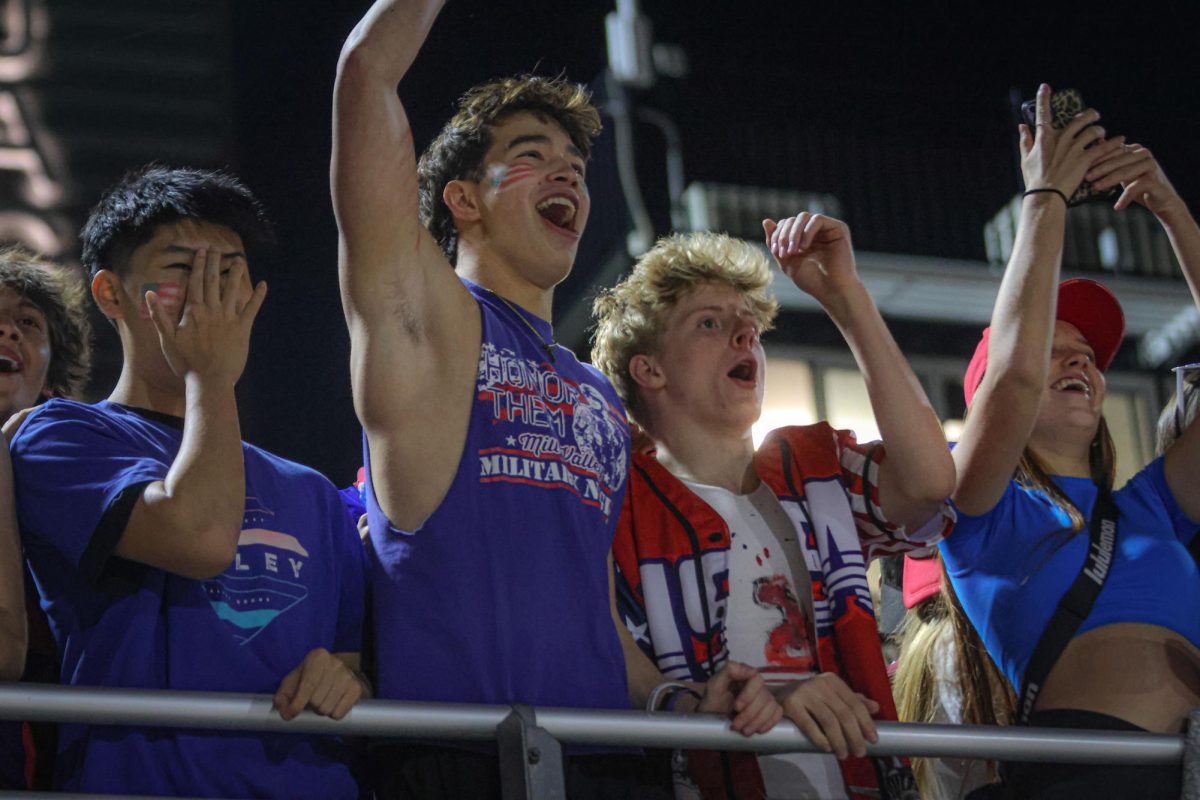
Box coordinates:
[0,1,1197,798]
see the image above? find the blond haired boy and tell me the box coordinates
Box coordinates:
[593,215,955,800]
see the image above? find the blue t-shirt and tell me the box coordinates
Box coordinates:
[941,456,1200,690]
[10,399,366,799]
[366,278,631,711]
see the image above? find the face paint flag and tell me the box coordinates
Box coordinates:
[141,282,184,307]
[138,282,183,319]
[494,163,536,191]
[152,282,184,306]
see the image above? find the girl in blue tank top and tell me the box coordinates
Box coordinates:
[940,85,1200,800]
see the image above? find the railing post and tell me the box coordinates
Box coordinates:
[498,704,566,800]
[1184,709,1200,800]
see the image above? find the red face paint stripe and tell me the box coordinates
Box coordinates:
[496,164,536,190]
[154,283,184,304]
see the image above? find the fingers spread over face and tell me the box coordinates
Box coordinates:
[186,248,207,308]
[222,260,248,316]
[146,291,170,337]
[204,247,222,308]
[241,281,269,329]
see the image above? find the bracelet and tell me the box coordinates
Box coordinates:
[646,681,701,712]
[664,686,702,712]
[1022,187,1070,206]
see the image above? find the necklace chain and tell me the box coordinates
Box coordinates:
[486,289,557,362]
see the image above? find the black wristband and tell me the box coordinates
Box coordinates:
[1023,187,1070,206]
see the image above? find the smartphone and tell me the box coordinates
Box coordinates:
[1019,88,1117,206]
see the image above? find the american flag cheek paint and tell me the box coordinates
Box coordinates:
[488,162,537,192]
[138,281,184,320]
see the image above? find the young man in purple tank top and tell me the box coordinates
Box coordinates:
[333,3,667,796]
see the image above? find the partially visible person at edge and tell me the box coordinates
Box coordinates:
[332,2,658,797]
[591,215,957,800]
[1155,366,1200,566]
[8,167,369,798]
[893,552,1014,800]
[0,247,91,791]
[940,84,1200,799]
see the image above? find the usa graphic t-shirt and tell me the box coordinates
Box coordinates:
[366,278,631,711]
[10,399,365,799]
[684,480,848,800]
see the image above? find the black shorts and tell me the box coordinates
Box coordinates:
[997,709,1181,800]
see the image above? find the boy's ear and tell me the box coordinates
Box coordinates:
[443,180,482,223]
[629,353,666,391]
[91,270,127,322]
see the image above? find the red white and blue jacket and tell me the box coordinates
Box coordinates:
[613,424,955,800]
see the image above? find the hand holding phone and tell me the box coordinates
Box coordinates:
[1020,88,1117,206]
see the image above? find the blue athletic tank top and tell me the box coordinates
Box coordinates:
[365,278,631,710]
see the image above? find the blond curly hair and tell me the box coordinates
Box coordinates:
[591,231,778,424]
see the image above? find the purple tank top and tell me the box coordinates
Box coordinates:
[366,278,631,710]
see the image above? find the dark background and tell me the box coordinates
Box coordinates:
[15,1,1200,484]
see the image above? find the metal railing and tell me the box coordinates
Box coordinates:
[0,684,1195,799]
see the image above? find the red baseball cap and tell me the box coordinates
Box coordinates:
[903,554,942,609]
[963,278,1125,407]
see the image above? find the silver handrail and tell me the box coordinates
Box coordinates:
[0,683,1184,766]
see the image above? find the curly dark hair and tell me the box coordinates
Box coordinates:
[0,246,92,399]
[80,165,274,279]
[417,75,601,266]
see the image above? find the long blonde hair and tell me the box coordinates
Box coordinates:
[1018,415,1116,534]
[894,562,1015,794]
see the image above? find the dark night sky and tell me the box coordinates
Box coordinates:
[213,2,1199,483]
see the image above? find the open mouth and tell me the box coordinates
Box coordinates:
[536,195,577,233]
[728,359,757,385]
[1052,376,1090,396]
[0,356,21,374]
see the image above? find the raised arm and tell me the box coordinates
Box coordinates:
[332,0,481,529]
[1089,145,1200,518]
[952,85,1121,515]
[333,0,446,288]
[763,213,953,531]
[332,0,477,408]
[116,250,266,579]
